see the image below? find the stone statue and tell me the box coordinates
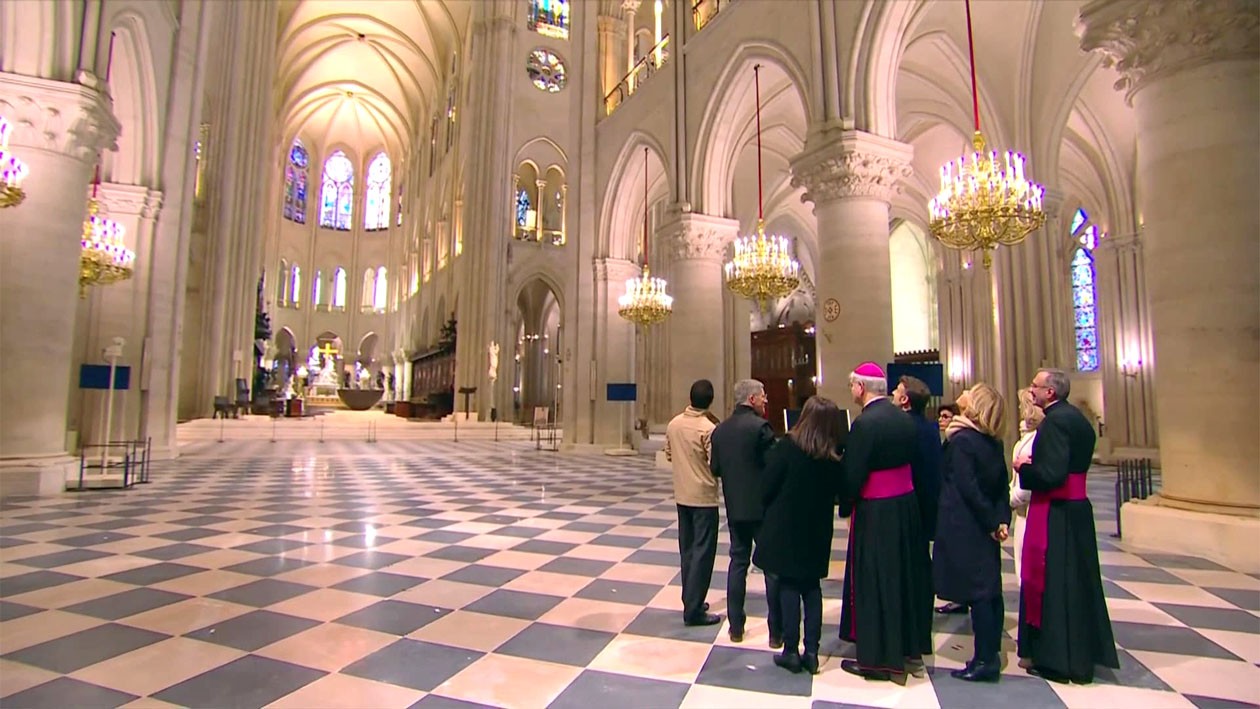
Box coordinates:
[488,341,500,382]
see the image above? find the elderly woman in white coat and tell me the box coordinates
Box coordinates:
[1009,388,1045,582]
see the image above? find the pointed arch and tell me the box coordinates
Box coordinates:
[364,152,392,230]
[319,150,355,230]
[284,139,310,223]
[598,132,673,260]
[103,12,161,185]
[1069,207,1101,372]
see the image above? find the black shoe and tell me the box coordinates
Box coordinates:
[768,634,783,650]
[953,657,1000,682]
[801,653,820,675]
[729,628,744,643]
[703,602,709,612]
[774,651,802,673]
[935,602,968,615]
[684,613,722,627]
[841,660,892,681]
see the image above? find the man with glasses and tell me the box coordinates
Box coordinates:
[1015,368,1118,684]
[710,379,781,645]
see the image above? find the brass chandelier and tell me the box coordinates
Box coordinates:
[725,65,800,304]
[618,147,673,326]
[0,116,30,208]
[79,165,135,297]
[928,0,1045,269]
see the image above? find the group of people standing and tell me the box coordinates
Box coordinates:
[664,363,1118,684]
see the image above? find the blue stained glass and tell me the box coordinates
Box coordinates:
[1071,246,1098,372]
[1070,208,1087,236]
[365,153,391,230]
[515,189,532,227]
[284,140,309,224]
[320,151,354,230]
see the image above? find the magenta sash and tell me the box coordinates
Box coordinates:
[846,464,915,641]
[860,464,914,499]
[1021,472,1088,628]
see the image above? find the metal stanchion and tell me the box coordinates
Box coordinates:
[271,417,277,443]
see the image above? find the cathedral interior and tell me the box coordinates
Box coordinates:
[0,0,1256,706]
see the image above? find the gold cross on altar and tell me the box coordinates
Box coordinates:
[319,342,338,359]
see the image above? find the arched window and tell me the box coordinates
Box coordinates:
[1070,208,1101,373]
[290,264,302,306]
[313,269,324,307]
[527,0,569,39]
[278,259,289,305]
[362,269,375,310]
[364,153,392,231]
[283,141,309,223]
[332,268,347,309]
[319,151,354,230]
[374,267,388,311]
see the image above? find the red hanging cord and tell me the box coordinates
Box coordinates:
[964,0,980,133]
[753,65,764,223]
[105,31,117,82]
[92,164,100,199]
[642,147,649,268]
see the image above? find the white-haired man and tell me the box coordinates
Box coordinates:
[1016,368,1117,683]
[837,362,933,681]
[710,378,780,645]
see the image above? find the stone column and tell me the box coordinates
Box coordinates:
[1078,0,1260,568]
[597,15,626,101]
[662,212,739,417]
[790,129,912,417]
[593,258,640,447]
[0,72,120,495]
[1094,230,1157,452]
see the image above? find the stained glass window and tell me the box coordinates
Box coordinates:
[526,49,567,93]
[364,153,391,231]
[284,141,309,223]
[1071,209,1100,372]
[515,189,533,229]
[319,151,354,230]
[332,268,347,309]
[373,267,388,311]
[527,0,569,39]
[313,269,324,306]
[290,265,301,305]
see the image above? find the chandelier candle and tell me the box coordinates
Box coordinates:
[618,147,673,325]
[0,116,30,208]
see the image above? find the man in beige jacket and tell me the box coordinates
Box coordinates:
[665,379,723,626]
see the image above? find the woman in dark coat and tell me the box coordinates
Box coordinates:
[753,396,845,676]
[933,383,1011,682]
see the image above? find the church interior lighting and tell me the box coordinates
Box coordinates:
[78,165,134,298]
[0,116,29,209]
[618,147,673,326]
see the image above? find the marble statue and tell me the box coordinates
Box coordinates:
[488,341,500,382]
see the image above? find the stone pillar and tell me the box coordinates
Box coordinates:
[790,129,912,418]
[1078,0,1260,569]
[662,212,739,417]
[597,15,626,101]
[0,72,120,495]
[593,258,640,447]
[1094,230,1157,452]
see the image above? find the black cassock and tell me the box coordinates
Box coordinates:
[1016,399,1119,681]
[838,398,933,672]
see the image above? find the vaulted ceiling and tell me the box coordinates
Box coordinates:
[277,0,471,157]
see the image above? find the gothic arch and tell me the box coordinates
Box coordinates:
[848,0,930,138]
[599,132,672,260]
[692,42,813,217]
[102,13,160,186]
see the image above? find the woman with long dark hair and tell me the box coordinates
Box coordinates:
[753,396,846,675]
[934,383,1011,682]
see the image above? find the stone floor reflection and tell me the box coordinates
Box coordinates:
[0,440,1257,708]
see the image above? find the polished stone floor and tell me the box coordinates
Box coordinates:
[0,440,1257,708]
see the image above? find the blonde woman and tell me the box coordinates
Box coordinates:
[1010,389,1044,583]
[933,383,1010,682]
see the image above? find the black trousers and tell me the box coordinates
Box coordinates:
[778,576,823,654]
[727,520,781,636]
[970,595,1005,661]
[677,504,719,621]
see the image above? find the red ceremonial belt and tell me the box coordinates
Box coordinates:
[1021,472,1088,628]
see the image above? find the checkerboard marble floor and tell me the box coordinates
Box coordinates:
[1,441,1257,708]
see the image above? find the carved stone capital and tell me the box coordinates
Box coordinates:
[98,182,162,219]
[0,71,120,162]
[1077,0,1260,103]
[621,0,642,14]
[790,129,913,205]
[598,16,626,36]
[660,213,740,262]
[1096,230,1143,256]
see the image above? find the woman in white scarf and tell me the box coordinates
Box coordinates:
[1009,388,1045,583]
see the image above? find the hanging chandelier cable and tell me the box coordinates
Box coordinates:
[617,147,673,325]
[927,0,1046,269]
[723,64,800,304]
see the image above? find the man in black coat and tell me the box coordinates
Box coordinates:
[1016,368,1118,684]
[893,375,942,541]
[710,379,780,645]
[837,362,933,681]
